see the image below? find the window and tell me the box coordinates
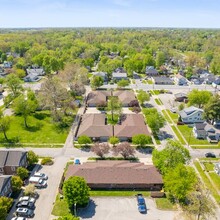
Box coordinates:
[11,167,16,171]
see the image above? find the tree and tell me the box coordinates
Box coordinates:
[152,139,191,174]
[188,89,212,108]
[184,185,216,220]
[11,176,23,192]
[63,176,90,208]
[0,111,11,141]
[132,134,152,146]
[112,142,135,159]
[23,184,36,196]
[164,164,197,203]
[91,76,104,89]
[5,74,23,98]
[78,135,92,145]
[91,143,110,158]
[146,112,165,135]
[57,215,79,220]
[109,136,119,146]
[137,90,150,105]
[156,51,166,69]
[13,94,38,128]
[0,196,13,220]
[107,96,122,121]
[27,150,39,165]
[204,95,220,124]
[16,167,29,180]
[117,79,129,88]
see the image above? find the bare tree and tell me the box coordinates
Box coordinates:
[112,142,135,159]
[91,143,110,158]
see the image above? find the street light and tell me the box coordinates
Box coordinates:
[74,203,77,217]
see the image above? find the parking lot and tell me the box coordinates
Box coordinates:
[78,197,181,220]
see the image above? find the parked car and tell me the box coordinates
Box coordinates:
[16,208,34,218]
[136,194,147,213]
[205,152,216,158]
[16,201,35,209]
[11,217,27,220]
[75,159,81,165]
[19,196,36,204]
[33,172,48,180]
[35,179,47,189]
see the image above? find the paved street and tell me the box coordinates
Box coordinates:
[78,197,182,220]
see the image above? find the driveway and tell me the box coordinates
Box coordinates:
[78,197,182,220]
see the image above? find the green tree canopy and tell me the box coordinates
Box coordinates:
[63,176,90,208]
[117,79,129,88]
[91,76,104,89]
[16,167,29,180]
[0,110,11,141]
[11,176,23,192]
[152,139,191,174]
[132,134,152,146]
[188,89,212,108]
[107,96,122,121]
[78,135,92,145]
[0,197,13,220]
[137,90,150,105]
[109,136,119,146]
[27,150,39,165]
[5,74,23,98]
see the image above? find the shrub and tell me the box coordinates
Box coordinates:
[109,136,119,146]
[132,134,152,146]
[41,157,54,165]
[78,135,92,145]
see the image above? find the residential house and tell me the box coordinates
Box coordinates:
[24,68,45,82]
[87,91,111,107]
[0,150,28,175]
[152,76,173,85]
[193,122,220,143]
[179,106,204,124]
[174,93,187,102]
[215,163,220,175]
[92,72,108,83]
[0,176,12,197]
[112,70,128,81]
[65,161,163,190]
[114,114,150,141]
[200,73,215,85]
[3,61,12,68]
[76,114,113,142]
[113,90,136,107]
[174,74,188,85]
[212,77,220,88]
[146,66,159,76]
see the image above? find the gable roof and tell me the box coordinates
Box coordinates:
[114,114,150,138]
[112,72,127,78]
[0,175,11,193]
[174,92,187,98]
[153,76,173,84]
[26,68,45,75]
[0,151,8,167]
[4,151,27,167]
[77,114,113,137]
[113,90,136,105]
[179,106,203,119]
[87,91,111,105]
[65,160,163,185]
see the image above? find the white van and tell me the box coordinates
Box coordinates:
[33,172,48,180]
[29,176,47,189]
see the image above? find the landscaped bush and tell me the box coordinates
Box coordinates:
[78,135,92,144]
[41,157,54,165]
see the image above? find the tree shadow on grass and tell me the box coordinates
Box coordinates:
[0,136,23,148]
[24,122,43,132]
[33,112,50,120]
[78,199,97,219]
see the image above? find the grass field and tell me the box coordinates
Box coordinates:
[154,98,163,105]
[0,111,70,145]
[166,110,178,123]
[162,110,172,124]
[178,125,210,145]
[194,161,220,204]
[52,194,71,216]
[171,125,186,144]
[192,145,220,149]
[203,162,214,171]
[90,190,150,197]
[147,80,153,84]
[155,198,177,210]
[209,173,220,191]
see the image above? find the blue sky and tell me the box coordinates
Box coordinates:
[0,0,220,28]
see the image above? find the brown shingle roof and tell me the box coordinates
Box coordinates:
[77,114,113,137]
[0,151,8,167]
[65,160,163,185]
[87,91,111,106]
[4,151,27,166]
[114,114,150,138]
[113,90,136,105]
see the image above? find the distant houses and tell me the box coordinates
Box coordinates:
[174,93,187,102]
[24,68,45,82]
[146,66,158,76]
[152,76,173,85]
[174,74,188,86]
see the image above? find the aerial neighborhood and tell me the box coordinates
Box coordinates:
[0,28,220,220]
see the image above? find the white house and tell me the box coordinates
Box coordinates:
[179,106,204,124]
[174,74,188,85]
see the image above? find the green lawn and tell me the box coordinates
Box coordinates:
[153,90,160,95]
[154,98,163,105]
[162,110,172,124]
[209,173,220,191]
[0,111,70,145]
[178,125,210,145]
[147,80,153,84]
[203,162,214,171]
[199,158,220,161]
[154,135,161,145]
[166,110,178,123]
[171,125,186,144]
[192,145,220,149]
[155,198,177,210]
[194,161,220,204]
[90,190,150,197]
[52,194,71,216]
[142,80,147,84]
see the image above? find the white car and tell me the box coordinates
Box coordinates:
[11,218,27,220]
[33,172,48,180]
[19,196,36,204]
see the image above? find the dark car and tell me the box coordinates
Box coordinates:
[16,201,35,209]
[136,194,147,213]
[205,152,216,158]
[16,208,34,218]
